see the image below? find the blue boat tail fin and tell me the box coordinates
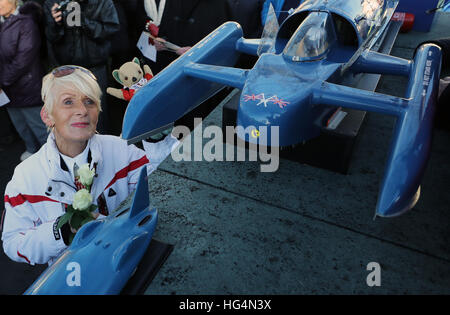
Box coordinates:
[130,167,150,218]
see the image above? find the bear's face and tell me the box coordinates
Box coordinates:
[118,62,144,87]
[112,59,145,88]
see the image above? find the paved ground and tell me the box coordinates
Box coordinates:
[1,12,449,295]
[143,13,450,294]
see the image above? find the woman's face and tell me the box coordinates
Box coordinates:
[0,0,16,18]
[47,85,99,149]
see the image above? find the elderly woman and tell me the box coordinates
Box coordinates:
[0,0,49,161]
[1,66,178,265]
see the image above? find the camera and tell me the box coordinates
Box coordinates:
[55,0,72,13]
[55,0,72,23]
[56,1,87,27]
[56,0,87,14]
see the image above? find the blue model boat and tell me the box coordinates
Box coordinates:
[122,0,442,218]
[25,168,157,294]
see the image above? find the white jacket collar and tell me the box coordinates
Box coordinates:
[45,133,103,176]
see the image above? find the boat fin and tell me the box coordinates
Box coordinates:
[130,167,150,218]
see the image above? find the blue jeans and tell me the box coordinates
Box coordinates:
[6,106,48,153]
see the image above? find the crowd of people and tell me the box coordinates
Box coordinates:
[0,0,300,162]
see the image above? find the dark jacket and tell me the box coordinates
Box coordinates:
[227,0,264,38]
[44,0,120,68]
[134,0,233,74]
[110,0,130,59]
[0,1,44,108]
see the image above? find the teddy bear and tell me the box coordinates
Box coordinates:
[106,57,153,102]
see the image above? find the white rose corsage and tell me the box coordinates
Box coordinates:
[56,163,97,245]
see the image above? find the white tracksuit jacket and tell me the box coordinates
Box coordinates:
[1,132,176,266]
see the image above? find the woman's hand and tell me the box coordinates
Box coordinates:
[153,37,191,55]
[153,37,166,51]
[69,211,100,234]
[51,3,63,24]
[176,46,191,56]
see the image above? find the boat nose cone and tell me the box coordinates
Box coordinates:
[236,91,290,146]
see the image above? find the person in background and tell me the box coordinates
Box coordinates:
[0,0,49,161]
[133,0,232,75]
[43,0,120,134]
[227,0,264,38]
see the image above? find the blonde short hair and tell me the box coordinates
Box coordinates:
[41,66,102,116]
